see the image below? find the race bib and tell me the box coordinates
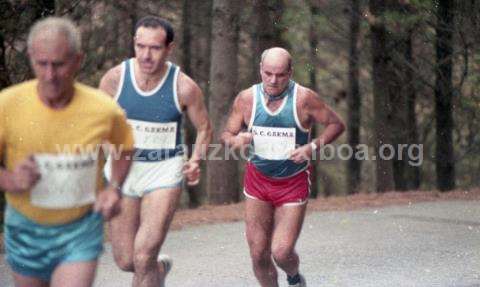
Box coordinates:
[31,154,98,209]
[129,119,177,150]
[252,126,296,160]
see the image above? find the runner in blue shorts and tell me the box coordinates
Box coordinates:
[0,17,134,286]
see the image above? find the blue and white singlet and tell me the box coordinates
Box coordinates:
[248,80,310,178]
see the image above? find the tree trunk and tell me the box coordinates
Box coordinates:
[306,0,320,198]
[386,2,422,192]
[0,26,6,226]
[389,32,409,191]
[369,0,421,192]
[181,0,213,207]
[0,32,10,90]
[110,0,137,58]
[126,1,137,58]
[181,0,192,76]
[435,0,455,191]
[404,30,421,189]
[250,0,286,83]
[370,1,420,192]
[206,0,240,204]
[0,0,9,88]
[370,0,394,192]
[187,0,213,93]
[181,0,197,207]
[347,0,362,194]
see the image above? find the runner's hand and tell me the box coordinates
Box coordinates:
[232,132,253,150]
[183,160,200,186]
[94,187,120,220]
[10,156,40,193]
[289,144,313,164]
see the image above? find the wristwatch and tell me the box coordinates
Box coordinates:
[109,180,122,193]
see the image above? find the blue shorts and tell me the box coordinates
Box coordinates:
[3,206,104,281]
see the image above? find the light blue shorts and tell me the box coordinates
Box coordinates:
[3,205,104,281]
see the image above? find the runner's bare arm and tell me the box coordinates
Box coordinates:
[290,88,345,163]
[177,73,212,162]
[99,65,123,97]
[221,89,253,149]
[107,149,133,191]
[304,88,345,146]
[176,73,212,185]
[95,149,133,220]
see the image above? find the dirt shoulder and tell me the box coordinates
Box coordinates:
[170,188,480,230]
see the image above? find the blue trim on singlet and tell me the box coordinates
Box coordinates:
[249,81,310,178]
[116,59,184,161]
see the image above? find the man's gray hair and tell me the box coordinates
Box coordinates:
[27,17,81,54]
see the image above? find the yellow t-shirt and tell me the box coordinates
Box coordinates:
[0,80,134,225]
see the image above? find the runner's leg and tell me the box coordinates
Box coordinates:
[50,261,97,287]
[109,196,141,272]
[132,187,181,287]
[271,203,307,276]
[11,272,48,287]
[245,197,278,287]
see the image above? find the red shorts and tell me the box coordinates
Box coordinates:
[243,162,311,207]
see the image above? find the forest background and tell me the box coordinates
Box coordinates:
[0,0,478,217]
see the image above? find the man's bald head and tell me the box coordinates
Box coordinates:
[259,47,293,97]
[260,47,292,72]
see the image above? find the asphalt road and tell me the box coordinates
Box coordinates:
[1,200,479,287]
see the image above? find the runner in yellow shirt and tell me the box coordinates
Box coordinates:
[0,17,134,286]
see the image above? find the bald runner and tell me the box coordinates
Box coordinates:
[222,47,345,287]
